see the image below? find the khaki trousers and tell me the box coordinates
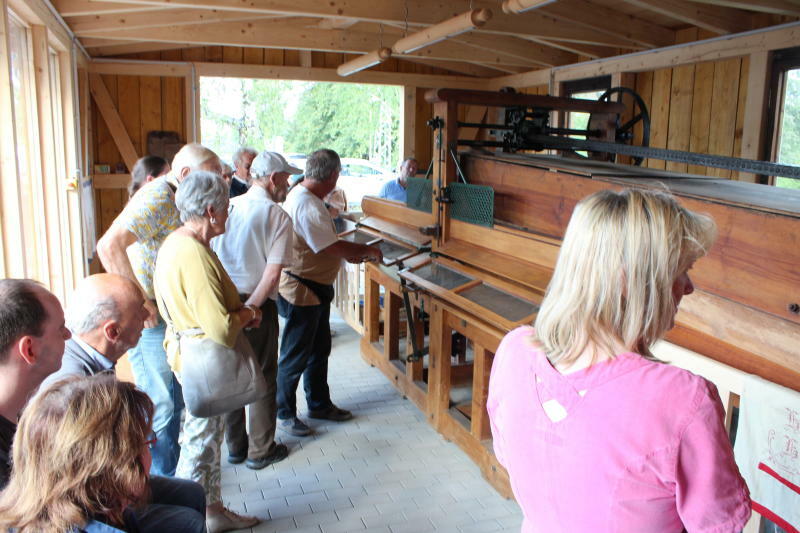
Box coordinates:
[224,298,279,459]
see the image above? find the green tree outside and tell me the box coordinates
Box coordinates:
[201,77,400,170]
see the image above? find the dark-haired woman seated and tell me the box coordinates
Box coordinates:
[488,188,751,533]
[0,374,157,532]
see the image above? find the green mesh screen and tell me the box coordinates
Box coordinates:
[406,177,432,213]
[449,183,494,228]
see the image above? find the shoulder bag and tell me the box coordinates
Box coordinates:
[158,295,267,418]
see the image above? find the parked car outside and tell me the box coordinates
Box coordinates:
[337,158,394,211]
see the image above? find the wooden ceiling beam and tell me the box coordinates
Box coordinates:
[622,0,752,34]
[75,19,545,67]
[540,0,676,48]
[491,21,800,89]
[685,0,800,17]
[85,41,200,56]
[194,60,492,88]
[451,33,579,67]
[67,9,283,33]
[89,0,643,47]
[317,18,359,30]
[526,38,618,60]
[398,57,512,77]
[53,0,167,17]
[377,21,578,67]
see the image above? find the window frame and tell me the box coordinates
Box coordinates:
[764,46,800,187]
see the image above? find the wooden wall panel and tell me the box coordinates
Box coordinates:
[633,52,747,178]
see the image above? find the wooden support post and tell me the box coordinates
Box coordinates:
[364,276,381,343]
[458,105,488,142]
[384,290,401,361]
[88,73,139,171]
[431,100,458,249]
[402,86,416,161]
[739,52,769,183]
[427,302,452,430]
[470,344,492,441]
[32,25,60,293]
[405,297,426,382]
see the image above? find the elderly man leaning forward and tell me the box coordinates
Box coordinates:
[37,274,207,533]
[96,142,223,476]
[377,157,418,203]
[0,279,71,489]
[276,149,383,437]
[211,151,301,469]
[230,147,257,198]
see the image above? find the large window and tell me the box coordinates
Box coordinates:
[200,77,401,210]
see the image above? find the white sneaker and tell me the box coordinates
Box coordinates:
[206,507,260,533]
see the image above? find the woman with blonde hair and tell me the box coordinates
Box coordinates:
[0,374,153,532]
[487,188,751,532]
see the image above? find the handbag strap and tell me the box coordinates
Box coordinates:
[154,286,202,339]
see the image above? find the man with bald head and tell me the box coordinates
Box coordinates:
[39,273,148,389]
[97,143,223,476]
[35,273,206,533]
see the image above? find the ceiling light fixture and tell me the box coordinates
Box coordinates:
[391,8,493,55]
[502,0,557,14]
[337,47,393,77]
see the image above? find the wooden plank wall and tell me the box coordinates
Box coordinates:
[91,50,187,242]
[631,29,750,178]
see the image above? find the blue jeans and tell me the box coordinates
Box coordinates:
[128,320,184,476]
[136,475,206,533]
[276,296,333,419]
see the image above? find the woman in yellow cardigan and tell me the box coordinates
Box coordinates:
[154,170,262,533]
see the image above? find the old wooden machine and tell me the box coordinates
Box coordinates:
[354,88,800,501]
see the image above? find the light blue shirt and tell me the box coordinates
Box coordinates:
[72,335,115,371]
[377,179,407,203]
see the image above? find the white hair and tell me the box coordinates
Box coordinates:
[176,170,229,223]
[66,295,121,335]
[233,147,257,166]
[171,143,219,176]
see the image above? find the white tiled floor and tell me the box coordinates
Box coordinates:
[220,311,523,533]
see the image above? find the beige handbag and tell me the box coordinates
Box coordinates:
[159,297,267,418]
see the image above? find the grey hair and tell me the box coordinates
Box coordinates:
[66,296,120,335]
[233,147,257,165]
[176,170,229,223]
[305,149,341,183]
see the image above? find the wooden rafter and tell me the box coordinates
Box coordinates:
[540,0,676,48]
[400,57,513,77]
[491,21,800,88]
[67,9,285,33]
[622,0,752,34]
[76,19,547,67]
[375,21,577,67]
[53,0,168,17]
[87,0,644,47]
[686,0,800,17]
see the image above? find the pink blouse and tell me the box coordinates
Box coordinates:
[487,326,751,533]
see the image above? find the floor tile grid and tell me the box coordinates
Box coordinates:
[219,311,523,533]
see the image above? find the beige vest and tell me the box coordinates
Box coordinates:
[279,219,341,306]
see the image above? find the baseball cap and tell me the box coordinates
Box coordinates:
[250,151,303,178]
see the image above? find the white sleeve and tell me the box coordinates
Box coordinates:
[266,210,295,265]
[293,197,338,253]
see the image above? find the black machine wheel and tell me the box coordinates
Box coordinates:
[592,86,651,166]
